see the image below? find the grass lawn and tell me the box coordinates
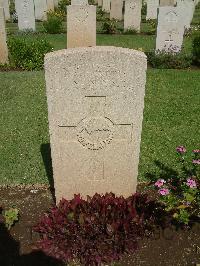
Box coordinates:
[1,69,199,185]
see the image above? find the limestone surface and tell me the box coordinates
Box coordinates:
[45,46,147,202]
[110,0,123,20]
[146,0,159,19]
[124,0,142,32]
[34,0,47,21]
[0,7,8,64]
[102,0,111,13]
[15,0,36,31]
[67,5,96,48]
[156,6,184,52]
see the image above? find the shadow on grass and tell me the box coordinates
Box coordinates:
[40,143,56,203]
[0,222,64,266]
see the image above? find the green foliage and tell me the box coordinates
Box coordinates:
[96,6,107,21]
[9,0,15,15]
[3,208,19,230]
[123,28,138,35]
[8,37,53,70]
[43,10,63,34]
[142,0,147,16]
[147,49,192,69]
[192,33,200,66]
[102,19,117,34]
[149,146,200,225]
[58,0,71,14]
[146,19,157,35]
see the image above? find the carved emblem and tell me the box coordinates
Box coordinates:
[77,116,114,150]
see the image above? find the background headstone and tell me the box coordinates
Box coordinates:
[159,0,176,6]
[34,0,47,21]
[124,0,142,32]
[156,6,184,52]
[0,7,8,64]
[102,0,111,12]
[46,0,54,11]
[0,0,10,20]
[54,0,59,7]
[45,46,147,202]
[98,0,103,6]
[146,0,159,19]
[15,0,36,31]
[110,0,123,20]
[176,0,195,29]
[67,4,96,48]
[71,0,88,4]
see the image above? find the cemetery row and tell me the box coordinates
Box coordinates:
[0,0,200,65]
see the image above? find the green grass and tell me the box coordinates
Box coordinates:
[1,69,199,185]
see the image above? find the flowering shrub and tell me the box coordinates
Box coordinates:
[34,193,154,265]
[150,146,200,224]
[43,10,63,34]
[147,48,192,69]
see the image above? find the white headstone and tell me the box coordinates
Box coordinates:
[110,0,123,20]
[71,0,88,4]
[0,7,8,64]
[124,0,142,32]
[34,0,47,21]
[0,0,10,20]
[176,0,195,29]
[54,0,59,7]
[156,7,184,52]
[67,4,96,48]
[159,0,176,6]
[146,0,159,19]
[15,0,36,31]
[98,0,103,6]
[45,46,147,202]
[46,0,54,11]
[102,0,111,12]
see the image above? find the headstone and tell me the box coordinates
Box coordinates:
[71,0,88,4]
[146,0,159,19]
[54,0,59,7]
[159,0,176,6]
[46,0,54,11]
[98,0,103,6]
[45,46,147,202]
[124,0,142,32]
[102,0,111,12]
[0,7,8,64]
[15,0,36,31]
[34,0,47,21]
[67,3,96,48]
[176,0,195,29]
[110,0,123,20]
[0,0,10,20]
[156,6,184,52]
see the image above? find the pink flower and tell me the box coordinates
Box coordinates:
[192,159,200,165]
[159,188,170,196]
[176,146,186,154]
[155,179,166,187]
[192,149,200,154]
[186,178,197,188]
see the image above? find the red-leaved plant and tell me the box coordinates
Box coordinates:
[34,193,153,265]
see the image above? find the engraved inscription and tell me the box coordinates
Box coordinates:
[77,116,114,150]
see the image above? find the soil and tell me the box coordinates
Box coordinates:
[0,186,200,266]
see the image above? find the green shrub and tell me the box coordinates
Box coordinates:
[43,10,63,34]
[147,49,192,69]
[102,19,117,34]
[8,37,53,70]
[123,28,138,35]
[141,1,147,16]
[192,34,200,66]
[58,0,71,14]
[146,19,157,35]
[96,6,107,21]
